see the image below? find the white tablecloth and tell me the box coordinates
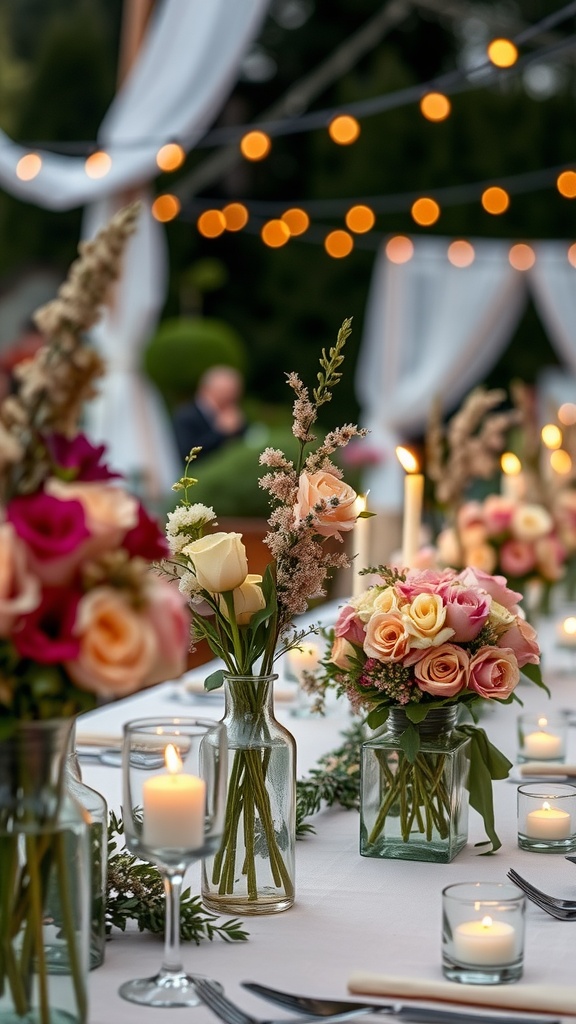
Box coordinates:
[79,608,576,1024]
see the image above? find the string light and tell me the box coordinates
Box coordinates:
[156,143,185,172]
[487,38,518,68]
[541,423,562,449]
[411,197,440,226]
[559,402,576,426]
[501,452,522,475]
[240,131,271,161]
[324,230,353,257]
[281,208,309,235]
[447,240,475,267]
[509,243,535,270]
[557,170,576,198]
[84,151,111,178]
[328,115,360,145]
[261,219,290,247]
[345,205,375,233]
[420,92,451,122]
[222,203,249,231]
[151,194,180,222]
[16,153,42,181]
[385,236,414,264]
[481,186,510,215]
[197,209,226,238]
[551,449,572,474]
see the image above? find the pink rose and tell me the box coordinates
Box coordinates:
[334,603,365,645]
[499,539,536,578]
[363,611,411,662]
[142,579,190,684]
[13,587,81,662]
[456,501,485,531]
[294,470,357,540]
[534,535,565,582]
[468,646,519,699]
[330,635,356,670]
[0,522,40,633]
[414,643,469,697]
[7,491,91,585]
[66,587,157,698]
[482,495,515,536]
[499,616,540,668]
[457,567,522,611]
[440,583,491,642]
[396,567,457,602]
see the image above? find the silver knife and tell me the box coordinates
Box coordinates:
[241,982,560,1024]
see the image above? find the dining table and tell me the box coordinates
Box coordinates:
[77,600,576,1024]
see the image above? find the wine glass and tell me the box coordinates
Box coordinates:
[119,716,227,1007]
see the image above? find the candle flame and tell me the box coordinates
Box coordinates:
[396,446,419,473]
[563,616,576,636]
[481,916,493,929]
[354,493,367,516]
[542,801,551,812]
[164,743,183,774]
[500,451,521,476]
[537,717,548,728]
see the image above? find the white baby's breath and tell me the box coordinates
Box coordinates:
[166,503,216,553]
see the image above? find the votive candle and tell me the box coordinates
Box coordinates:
[143,743,206,849]
[453,916,516,966]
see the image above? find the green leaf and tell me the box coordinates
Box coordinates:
[521,662,549,695]
[397,723,420,762]
[404,703,433,724]
[205,669,225,691]
[366,706,389,730]
[457,725,513,854]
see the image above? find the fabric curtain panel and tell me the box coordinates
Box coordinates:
[529,242,576,376]
[356,237,527,511]
[0,0,269,496]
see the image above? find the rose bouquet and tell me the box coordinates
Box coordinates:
[0,204,190,1024]
[161,318,366,910]
[320,565,545,855]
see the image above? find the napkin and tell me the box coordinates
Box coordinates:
[348,972,576,1016]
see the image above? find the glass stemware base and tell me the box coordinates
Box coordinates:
[119,971,222,1008]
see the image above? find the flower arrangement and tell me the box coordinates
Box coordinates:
[319,565,545,853]
[160,318,366,907]
[0,203,190,1023]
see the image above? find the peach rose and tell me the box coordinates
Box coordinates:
[219,574,266,625]
[66,587,157,698]
[463,542,497,575]
[46,478,138,543]
[373,586,401,614]
[468,646,519,699]
[414,643,469,697]
[499,616,540,668]
[534,536,565,582]
[0,522,40,633]
[183,532,248,592]
[402,592,454,649]
[364,611,411,662]
[294,470,357,539]
[330,635,356,670]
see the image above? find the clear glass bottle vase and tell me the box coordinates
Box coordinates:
[360,706,470,863]
[0,719,91,1024]
[201,673,296,915]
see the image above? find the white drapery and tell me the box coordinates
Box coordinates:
[0,0,269,496]
[357,236,528,511]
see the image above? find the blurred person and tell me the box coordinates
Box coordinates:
[172,364,246,462]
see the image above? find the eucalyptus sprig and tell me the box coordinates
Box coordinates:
[105,811,248,944]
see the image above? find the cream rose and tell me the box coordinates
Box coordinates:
[511,503,553,542]
[364,611,411,662]
[487,600,515,632]
[294,470,357,539]
[372,586,401,614]
[183,532,248,592]
[66,587,157,698]
[0,522,40,633]
[219,574,266,625]
[414,643,469,697]
[330,635,356,670]
[402,592,454,649]
[353,588,381,622]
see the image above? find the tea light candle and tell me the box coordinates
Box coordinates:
[557,615,576,648]
[143,743,206,849]
[287,644,320,682]
[453,915,516,966]
[396,446,423,568]
[521,721,562,761]
[525,800,571,840]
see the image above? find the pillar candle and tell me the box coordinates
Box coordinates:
[143,744,206,849]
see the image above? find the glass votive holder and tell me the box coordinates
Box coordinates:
[442,882,526,985]
[516,712,567,764]
[517,782,576,853]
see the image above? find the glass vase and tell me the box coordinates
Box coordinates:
[0,719,91,1024]
[360,706,470,863]
[201,674,296,915]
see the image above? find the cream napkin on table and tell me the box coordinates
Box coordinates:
[348,972,576,1016]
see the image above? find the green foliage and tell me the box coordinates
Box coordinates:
[106,811,249,944]
[144,316,247,408]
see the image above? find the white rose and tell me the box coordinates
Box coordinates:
[219,574,266,625]
[182,532,248,592]
[512,504,552,542]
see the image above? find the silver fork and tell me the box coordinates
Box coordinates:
[193,980,373,1024]
[507,868,576,920]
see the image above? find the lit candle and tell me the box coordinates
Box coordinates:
[500,452,524,500]
[396,446,424,568]
[287,644,320,683]
[352,493,370,599]
[453,915,516,966]
[525,800,571,840]
[557,615,576,648]
[143,743,206,849]
[521,718,563,761]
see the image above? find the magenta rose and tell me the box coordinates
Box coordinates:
[457,567,522,611]
[7,492,90,585]
[45,433,119,481]
[468,646,519,699]
[414,642,469,697]
[334,603,365,645]
[123,503,168,561]
[13,587,81,662]
[499,617,540,668]
[440,583,491,642]
[499,539,536,578]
